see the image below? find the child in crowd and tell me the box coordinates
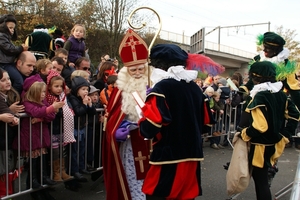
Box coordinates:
[89,85,102,109]
[0,69,20,185]
[0,69,24,115]
[99,75,117,106]
[55,48,74,89]
[35,59,53,82]
[12,75,64,189]
[55,48,68,66]
[86,85,103,173]
[71,70,90,82]
[202,86,215,141]
[51,56,65,74]
[46,70,75,181]
[194,78,203,91]
[68,76,96,181]
[0,14,28,94]
[63,24,86,68]
[203,86,214,107]
[217,77,230,104]
[209,91,225,150]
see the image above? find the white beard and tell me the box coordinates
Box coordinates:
[117,66,148,122]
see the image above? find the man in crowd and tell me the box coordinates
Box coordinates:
[14,51,36,94]
[74,57,91,75]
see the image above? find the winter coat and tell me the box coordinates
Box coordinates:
[0,27,23,63]
[12,73,56,151]
[68,76,96,130]
[219,86,230,102]
[12,101,55,151]
[0,93,16,150]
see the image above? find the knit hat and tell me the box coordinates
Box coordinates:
[21,74,44,98]
[71,76,90,95]
[119,29,148,67]
[218,78,227,86]
[150,44,188,62]
[89,85,99,94]
[47,70,62,85]
[249,61,276,78]
[0,14,17,24]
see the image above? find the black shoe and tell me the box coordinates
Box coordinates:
[43,176,57,185]
[32,178,43,189]
[86,164,97,172]
[79,169,92,175]
[73,172,88,182]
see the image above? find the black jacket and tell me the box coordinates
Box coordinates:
[0,29,23,64]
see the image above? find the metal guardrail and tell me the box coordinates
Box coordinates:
[0,108,104,200]
[1,97,299,199]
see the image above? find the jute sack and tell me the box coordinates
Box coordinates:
[226,133,250,196]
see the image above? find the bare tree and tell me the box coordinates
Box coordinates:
[276,26,300,62]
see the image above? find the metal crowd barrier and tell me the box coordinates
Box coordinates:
[0,108,104,200]
[203,100,243,149]
[1,98,300,199]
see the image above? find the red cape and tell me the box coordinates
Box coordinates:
[102,88,150,200]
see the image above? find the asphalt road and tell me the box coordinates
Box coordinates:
[14,139,300,200]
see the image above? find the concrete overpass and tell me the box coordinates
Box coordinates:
[159,29,257,78]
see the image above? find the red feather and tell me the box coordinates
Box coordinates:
[186,53,225,76]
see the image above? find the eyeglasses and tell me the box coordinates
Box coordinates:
[82,67,90,71]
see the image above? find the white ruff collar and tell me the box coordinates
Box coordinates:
[33,28,49,34]
[150,66,198,86]
[259,48,290,63]
[250,81,283,98]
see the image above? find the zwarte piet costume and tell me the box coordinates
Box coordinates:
[139,44,215,199]
[240,61,299,200]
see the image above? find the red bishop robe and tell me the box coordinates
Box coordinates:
[102,87,150,200]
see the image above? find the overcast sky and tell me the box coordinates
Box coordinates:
[134,0,300,53]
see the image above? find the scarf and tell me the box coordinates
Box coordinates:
[46,92,76,144]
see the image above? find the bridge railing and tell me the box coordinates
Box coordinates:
[156,29,256,59]
[204,41,256,58]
